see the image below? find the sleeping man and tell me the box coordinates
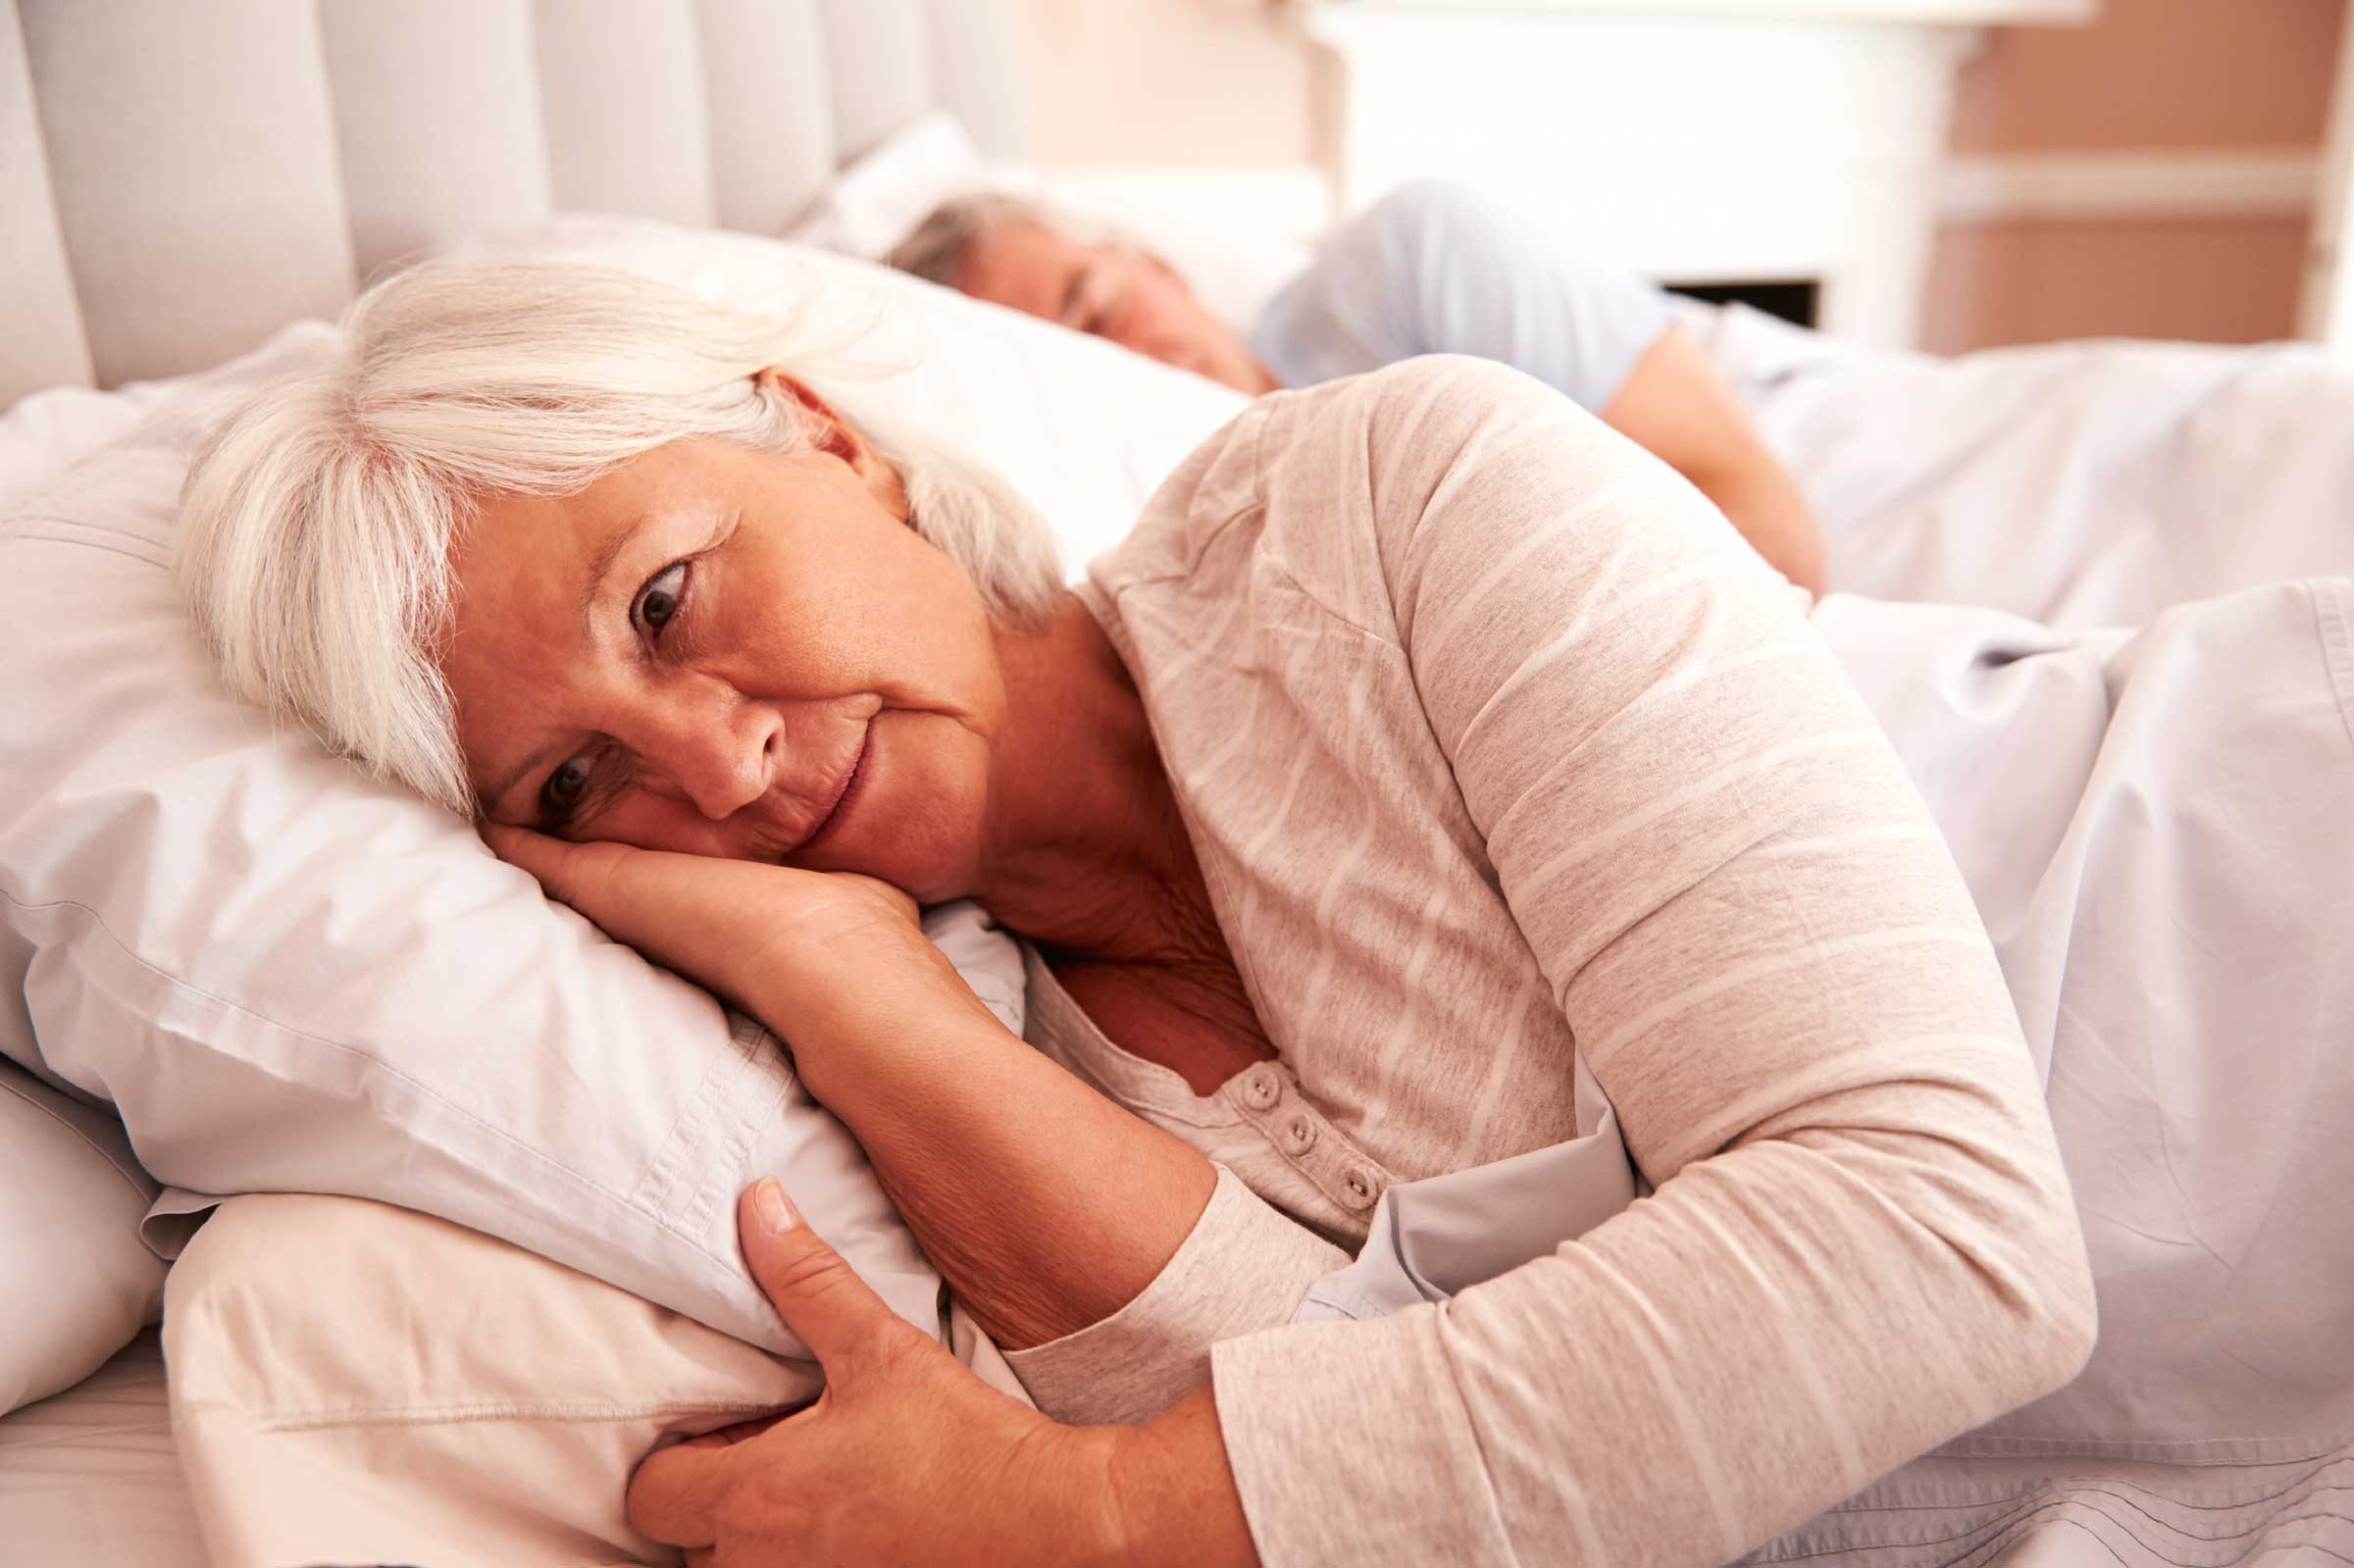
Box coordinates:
[889,177,1829,592]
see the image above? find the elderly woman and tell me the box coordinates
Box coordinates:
[176,260,2104,1566]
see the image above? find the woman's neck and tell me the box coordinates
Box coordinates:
[972,597,1214,964]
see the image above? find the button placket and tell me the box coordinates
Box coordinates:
[1239,1064,1282,1112]
[1223,1062,1390,1221]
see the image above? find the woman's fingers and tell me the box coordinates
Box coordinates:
[739,1179,910,1389]
[480,822,634,911]
[479,821,561,877]
[626,1437,736,1549]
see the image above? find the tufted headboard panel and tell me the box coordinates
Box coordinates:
[0,0,1027,409]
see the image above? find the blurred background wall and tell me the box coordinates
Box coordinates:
[1009,0,1330,166]
[1008,0,2347,354]
[1924,0,2343,350]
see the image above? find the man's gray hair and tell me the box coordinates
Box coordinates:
[885,190,1119,288]
[175,258,1064,816]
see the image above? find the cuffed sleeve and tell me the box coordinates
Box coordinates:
[1003,1165,1346,1424]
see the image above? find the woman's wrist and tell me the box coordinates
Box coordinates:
[742,922,1010,1096]
[1100,1387,1260,1568]
[777,981,1015,1109]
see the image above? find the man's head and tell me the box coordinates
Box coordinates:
[889,193,1277,396]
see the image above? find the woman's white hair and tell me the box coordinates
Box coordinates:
[176,258,1064,816]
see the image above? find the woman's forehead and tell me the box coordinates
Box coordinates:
[454,443,719,596]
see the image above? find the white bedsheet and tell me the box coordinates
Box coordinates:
[0,1331,206,1568]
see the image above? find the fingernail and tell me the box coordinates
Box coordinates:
[752,1178,797,1235]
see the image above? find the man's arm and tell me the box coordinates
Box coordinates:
[1603,326,1826,592]
[1254,181,1828,591]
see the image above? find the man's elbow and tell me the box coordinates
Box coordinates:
[1766,530,1828,597]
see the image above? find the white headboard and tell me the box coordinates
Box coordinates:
[0,0,1028,409]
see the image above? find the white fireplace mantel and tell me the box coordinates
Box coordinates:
[1304,0,2097,348]
[1316,0,2089,23]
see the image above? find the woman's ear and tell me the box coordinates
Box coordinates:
[752,367,911,523]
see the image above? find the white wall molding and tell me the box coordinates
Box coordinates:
[1319,0,2089,21]
[1941,148,2321,224]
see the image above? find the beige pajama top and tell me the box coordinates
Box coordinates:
[999,357,2097,1568]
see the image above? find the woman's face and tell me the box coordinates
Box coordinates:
[444,382,1006,901]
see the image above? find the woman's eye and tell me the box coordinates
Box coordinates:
[632,561,689,640]
[540,755,594,821]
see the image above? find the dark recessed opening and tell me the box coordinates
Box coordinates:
[1667,279,1820,329]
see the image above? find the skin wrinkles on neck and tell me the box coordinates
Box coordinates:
[968,599,1278,1095]
[969,598,1216,965]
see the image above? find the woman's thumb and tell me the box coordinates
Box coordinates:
[738,1179,896,1378]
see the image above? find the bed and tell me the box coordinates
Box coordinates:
[5,3,2352,1567]
[0,1334,205,1568]
[1,2,1042,1563]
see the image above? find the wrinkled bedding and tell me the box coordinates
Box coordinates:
[0,1333,207,1568]
[1694,303,2354,626]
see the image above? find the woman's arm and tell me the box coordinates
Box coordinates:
[478,838,1322,1360]
[765,986,1212,1349]
[1192,355,2095,1565]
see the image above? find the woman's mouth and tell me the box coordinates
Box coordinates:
[797,724,873,854]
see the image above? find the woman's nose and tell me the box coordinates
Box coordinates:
[674,731,769,820]
[632,692,776,821]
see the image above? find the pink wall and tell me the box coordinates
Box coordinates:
[1011,0,2341,353]
[1948,0,2341,151]
[1921,215,2313,352]
[1923,0,2342,351]
[1009,0,1329,166]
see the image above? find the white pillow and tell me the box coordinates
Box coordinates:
[782,110,1325,336]
[463,215,1249,576]
[0,1059,167,1413]
[164,1191,1029,1568]
[0,224,1245,1356]
[1018,168,1327,334]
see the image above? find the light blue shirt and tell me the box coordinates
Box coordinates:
[1249,179,1673,412]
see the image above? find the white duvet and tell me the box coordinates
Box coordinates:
[1693,301,2354,626]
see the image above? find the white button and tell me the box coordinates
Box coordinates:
[1241,1066,1282,1111]
[1284,1115,1317,1154]
[1342,1169,1376,1208]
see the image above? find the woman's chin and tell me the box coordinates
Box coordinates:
[794,719,988,903]
[794,831,972,906]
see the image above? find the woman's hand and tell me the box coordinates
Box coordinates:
[629,1181,1132,1566]
[484,826,1000,1064]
